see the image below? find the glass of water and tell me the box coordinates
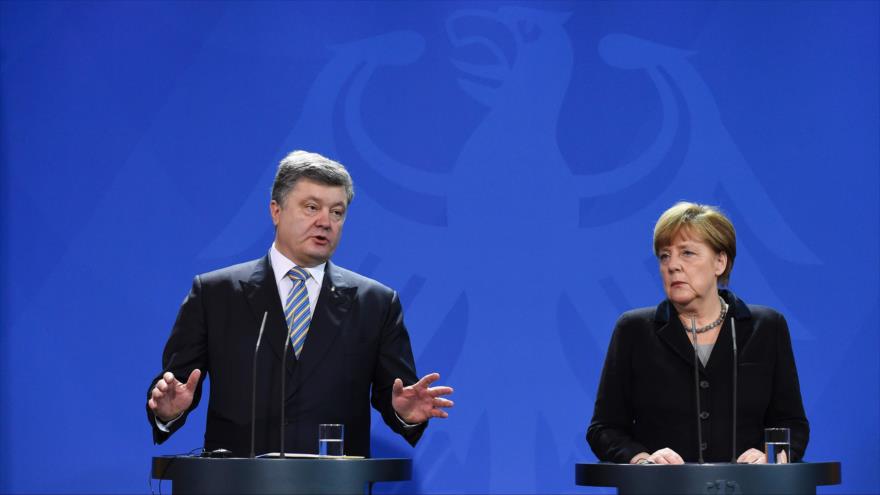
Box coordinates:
[764,427,790,464]
[318,424,344,457]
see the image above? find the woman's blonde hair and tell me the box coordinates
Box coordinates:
[653,202,737,286]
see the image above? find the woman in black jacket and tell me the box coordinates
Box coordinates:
[587,202,809,464]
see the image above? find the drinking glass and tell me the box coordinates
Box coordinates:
[764,427,790,464]
[318,424,344,457]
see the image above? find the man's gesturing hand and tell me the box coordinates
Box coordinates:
[148,369,201,422]
[391,372,454,424]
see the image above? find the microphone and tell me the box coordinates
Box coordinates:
[250,312,268,459]
[690,316,705,464]
[730,316,738,463]
[280,324,290,458]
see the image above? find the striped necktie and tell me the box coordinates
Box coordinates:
[284,266,312,358]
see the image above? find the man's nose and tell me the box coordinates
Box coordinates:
[314,209,331,227]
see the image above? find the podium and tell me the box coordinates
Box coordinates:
[152,456,411,495]
[575,462,841,494]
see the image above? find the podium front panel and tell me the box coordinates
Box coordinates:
[152,456,412,495]
[575,462,841,495]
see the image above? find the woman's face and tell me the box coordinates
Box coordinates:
[658,228,728,311]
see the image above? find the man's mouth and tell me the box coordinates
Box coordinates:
[310,235,330,245]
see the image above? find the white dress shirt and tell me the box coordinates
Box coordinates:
[269,243,325,315]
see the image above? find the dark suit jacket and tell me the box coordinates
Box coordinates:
[147,256,426,457]
[587,290,809,463]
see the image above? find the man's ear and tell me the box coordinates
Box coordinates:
[269,200,281,227]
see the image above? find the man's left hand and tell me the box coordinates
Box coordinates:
[392,372,454,424]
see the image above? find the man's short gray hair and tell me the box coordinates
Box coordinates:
[271,150,354,206]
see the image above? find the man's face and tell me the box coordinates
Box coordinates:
[270,178,348,267]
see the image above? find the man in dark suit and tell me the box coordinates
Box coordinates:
[147,150,453,457]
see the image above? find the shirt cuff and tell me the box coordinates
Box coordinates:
[394,411,422,429]
[155,412,184,432]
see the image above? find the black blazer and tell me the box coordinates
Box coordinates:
[147,256,426,457]
[587,290,809,463]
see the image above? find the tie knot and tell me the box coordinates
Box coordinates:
[287,266,310,281]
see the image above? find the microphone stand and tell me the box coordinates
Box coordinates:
[280,330,290,458]
[250,312,268,459]
[731,316,738,463]
[691,317,705,464]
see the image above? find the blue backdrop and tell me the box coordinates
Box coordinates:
[1,1,877,493]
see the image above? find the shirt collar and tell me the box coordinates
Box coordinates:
[269,243,326,284]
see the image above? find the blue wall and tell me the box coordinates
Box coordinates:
[1,1,877,493]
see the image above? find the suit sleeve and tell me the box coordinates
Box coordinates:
[765,312,810,460]
[370,291,427,445]
[146,275,210,444]
[587,315,648,463]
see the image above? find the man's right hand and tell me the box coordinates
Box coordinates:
[148,369,201,422]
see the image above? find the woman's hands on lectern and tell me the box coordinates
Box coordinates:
[630,447,685,465]
[737,448,769,464]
